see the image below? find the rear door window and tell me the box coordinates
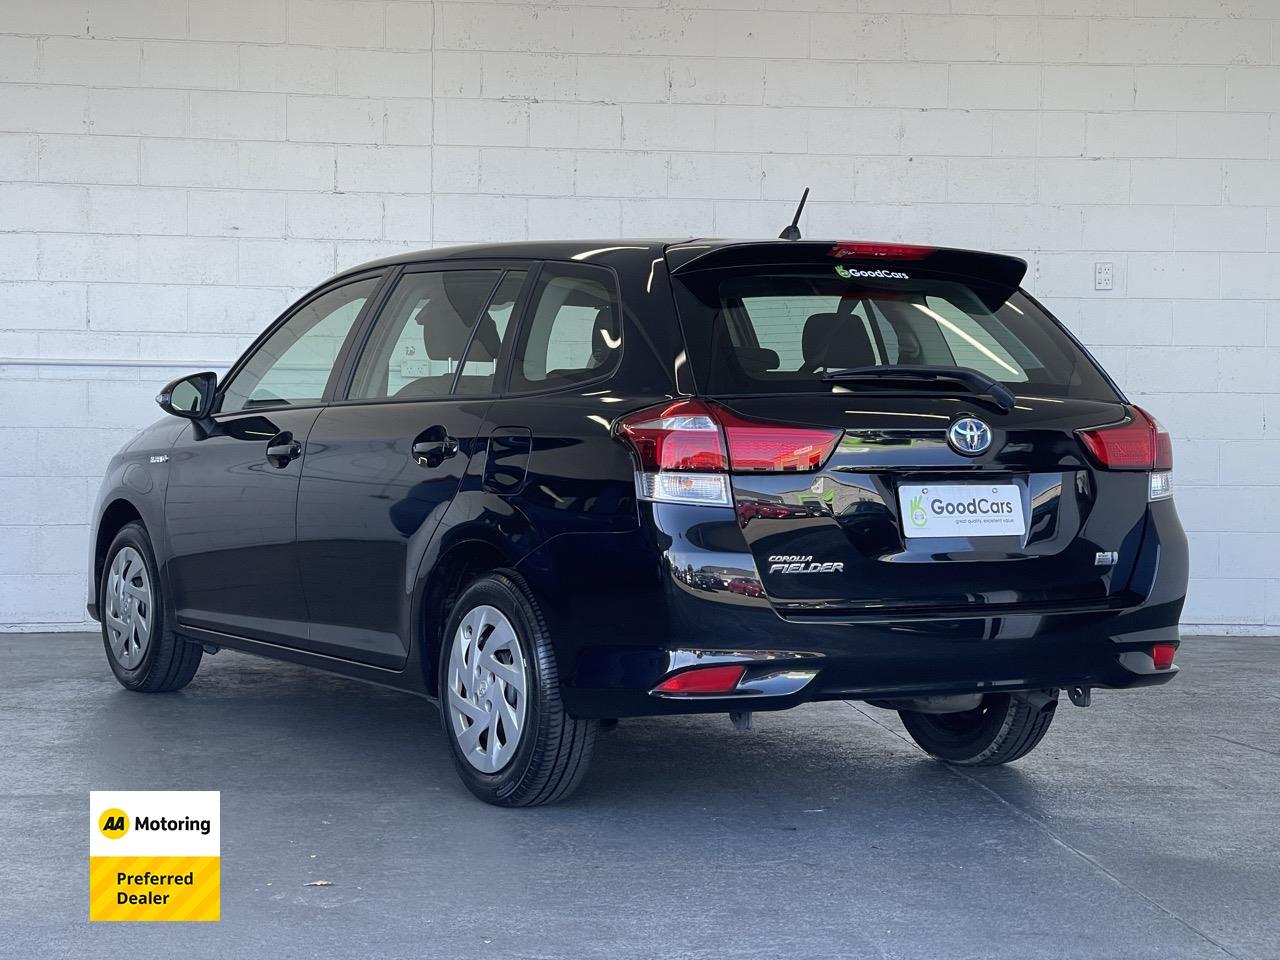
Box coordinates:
[456,270,527,396]
[348,269,504,401]
[508,262,622,392]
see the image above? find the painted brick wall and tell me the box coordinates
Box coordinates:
[1,0,1278,631]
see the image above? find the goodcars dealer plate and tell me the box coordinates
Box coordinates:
[898,484,1025,538]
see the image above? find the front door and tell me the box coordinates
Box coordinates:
[165,274,383,646]
[295,265,531,666]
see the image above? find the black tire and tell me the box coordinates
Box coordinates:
[438,571,597,806]
[100,522,203,693]
[899,692,1057,766]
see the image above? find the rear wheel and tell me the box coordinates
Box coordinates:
[899,691,1057,766]
[439,571,597,806]
[100,522,202,692]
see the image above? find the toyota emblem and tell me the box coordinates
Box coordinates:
[948,417,992,456]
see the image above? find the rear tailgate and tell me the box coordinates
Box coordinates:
[666,240,1149,617]
[724,395,1146,616]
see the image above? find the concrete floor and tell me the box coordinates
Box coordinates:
[1,633,1277,960]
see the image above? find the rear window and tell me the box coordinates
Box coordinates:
[670,267,1118,401]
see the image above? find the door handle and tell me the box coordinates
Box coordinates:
[411,428,459,467]
[265,432,302,468]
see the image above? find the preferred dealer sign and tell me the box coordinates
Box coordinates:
[89,791,220,921]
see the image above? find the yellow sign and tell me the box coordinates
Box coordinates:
[89,791,220,922]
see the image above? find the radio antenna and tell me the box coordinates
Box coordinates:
[778,187,810,240]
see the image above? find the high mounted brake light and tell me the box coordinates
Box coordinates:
[616,400,841,506]
[828,242,935,260]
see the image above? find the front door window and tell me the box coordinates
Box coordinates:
[219,277,379,414]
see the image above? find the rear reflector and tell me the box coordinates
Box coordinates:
[1077,406,1173,471]
[1151,643,1177,670]
[652,664,746,695]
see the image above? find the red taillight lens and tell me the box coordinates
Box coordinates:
[1151,643,1177,670]
[829,242,934,260]
[616,401,839,475]
[617,400,728,472]
[1152,415,1173,471]
[1077,406,1173,471]
[718,408,840,473]
[652,664,746,695]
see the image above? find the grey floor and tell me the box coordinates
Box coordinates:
[1,633,1277,960]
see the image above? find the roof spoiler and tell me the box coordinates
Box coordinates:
[667,241,1028,306]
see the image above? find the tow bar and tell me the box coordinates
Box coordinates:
[1068,685,1092,707]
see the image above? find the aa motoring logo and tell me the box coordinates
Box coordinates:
[98,808,130,840]
[97,808,212,839]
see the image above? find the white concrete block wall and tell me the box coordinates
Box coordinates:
[1,0,1278,632]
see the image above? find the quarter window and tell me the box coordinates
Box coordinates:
[509,263,621,392]
[219,277,378,415]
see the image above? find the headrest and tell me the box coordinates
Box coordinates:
[421,307,474,361]
[443,272,496,327]
[468,313,501,362]
[587,305,619,366]
[735,346,779,373]
[801,311,876,371]
[418,273,500,361]
[802,312,838,364]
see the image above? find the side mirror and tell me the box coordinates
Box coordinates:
[157,371,217,420]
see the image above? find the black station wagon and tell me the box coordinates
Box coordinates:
[88,238,1188,805]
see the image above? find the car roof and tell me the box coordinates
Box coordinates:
[336,239,685,278]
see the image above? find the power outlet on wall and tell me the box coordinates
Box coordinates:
[1094,262,1114,291]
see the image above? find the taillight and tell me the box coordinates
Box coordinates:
[717,406,841,472]
[1077,406,1173,501]
[616,400,730,505]
[616,400,840,506]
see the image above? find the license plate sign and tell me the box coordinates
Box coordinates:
[898,484,1025,539]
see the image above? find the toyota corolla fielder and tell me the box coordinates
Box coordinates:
[89,239,1188,805]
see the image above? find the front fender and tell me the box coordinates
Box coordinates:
[87,417,186,619]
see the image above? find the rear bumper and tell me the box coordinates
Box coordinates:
[561,611,1181,718]
[517,496,1188,720]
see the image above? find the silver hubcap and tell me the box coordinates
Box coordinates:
[105,546,152,670]
[446,604,529,774]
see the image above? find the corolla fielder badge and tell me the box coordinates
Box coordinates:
[947,417,992,456]
[767,555,844,575]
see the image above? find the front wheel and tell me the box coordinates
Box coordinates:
[439,571,598,806]
[899,691,1057,766]
[100,521,203,693]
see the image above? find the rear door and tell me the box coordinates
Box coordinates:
[668,243,1146,617]
[294,264,531,667]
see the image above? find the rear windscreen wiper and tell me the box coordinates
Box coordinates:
[820,365,1016,413]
